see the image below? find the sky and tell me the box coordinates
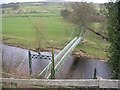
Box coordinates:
[0,0,112,4]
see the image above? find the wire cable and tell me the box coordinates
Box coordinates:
[17,56,27,70]
[13,0,52,47]
[62,24,75,49]
[22,11,51,47]
[1,72,19,77]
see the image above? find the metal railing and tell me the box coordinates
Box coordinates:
[38,37,78,78]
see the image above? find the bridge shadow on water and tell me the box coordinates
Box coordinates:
[64,57,112,79]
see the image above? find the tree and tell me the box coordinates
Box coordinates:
[61,2,108,40]
[60,9,71,19]
[2,10,5,14]
[11,3,19,10]
[68,2,97,27]
[107,2,120,79]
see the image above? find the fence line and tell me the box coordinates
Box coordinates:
[1,78,120,88]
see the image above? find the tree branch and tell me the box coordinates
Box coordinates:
[85,27,108,41]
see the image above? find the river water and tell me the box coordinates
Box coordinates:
[2,45,112,79]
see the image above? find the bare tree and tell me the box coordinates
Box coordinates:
[69,2,97,26]
[61,2,108,40]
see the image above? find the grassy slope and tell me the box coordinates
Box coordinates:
[2,3,109,59]
[2,16,74,49]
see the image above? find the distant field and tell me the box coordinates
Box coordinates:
[2,16,74,48]
[2,3,109,59]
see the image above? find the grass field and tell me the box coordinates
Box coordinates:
[2,2,109,59]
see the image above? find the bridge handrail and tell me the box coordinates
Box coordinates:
[47,37,82,78]
[38,37,78,78]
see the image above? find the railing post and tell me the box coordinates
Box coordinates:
[28,50,32,76]
[50,48,55,79]
[93,67,97,79]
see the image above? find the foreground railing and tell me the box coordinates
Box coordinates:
[1,78,120,88]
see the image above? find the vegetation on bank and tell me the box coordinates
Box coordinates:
[107,2,120,79]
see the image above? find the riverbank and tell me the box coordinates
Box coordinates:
[2,42,107,60]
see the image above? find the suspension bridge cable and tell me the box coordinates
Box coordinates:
[51,28,87,76]
[68,25,75,40]
[13,0,51,47]
[62,24,75,49]
[1,72,19,77]
[1,72,30,78]
[16,56,27,70]
[22,12,51,47]
[62,25,87,50]
[79,26,84,37]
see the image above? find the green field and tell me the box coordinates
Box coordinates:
[2,3,109,59]
[2,16,75,47]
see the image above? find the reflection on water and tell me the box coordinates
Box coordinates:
[67,57,112,79]
[2,45,112,79]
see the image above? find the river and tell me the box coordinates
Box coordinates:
[2,45,112,79]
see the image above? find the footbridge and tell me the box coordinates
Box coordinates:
[29,36,82,79]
